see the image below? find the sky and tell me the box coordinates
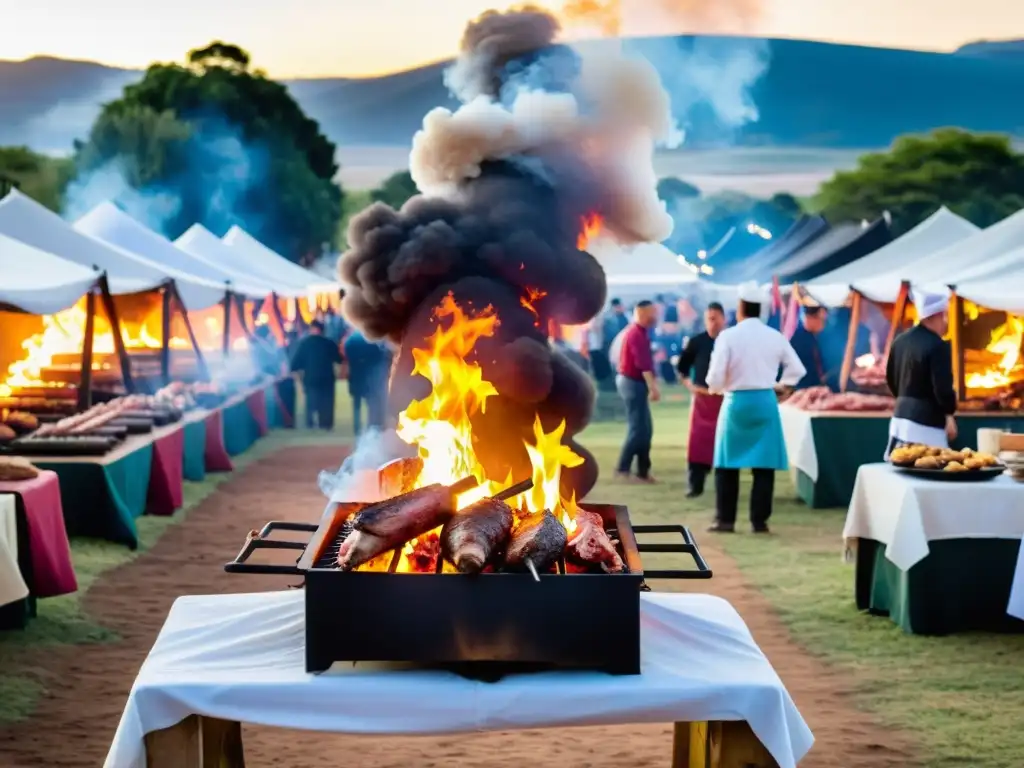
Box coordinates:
[2,0,1024,77]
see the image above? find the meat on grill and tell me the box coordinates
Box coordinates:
[440,498,515,574]
[503,509,567,573]
[336,483,464,570]
[567,508,624,572]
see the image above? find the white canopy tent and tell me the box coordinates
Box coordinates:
[0,190,226,311]
[73,203,272,300]
[952,278,1024,315]
[0,232,107,315]
[222,226,338,293]
[803,207,980,306]
[176,224,306,299]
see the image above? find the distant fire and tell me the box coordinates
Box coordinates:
[577,213,603,250]
[966,314,1024,391]
[520,287,547,328]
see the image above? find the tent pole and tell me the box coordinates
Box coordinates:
[222,292,232,358]
[839,292,862,393]
[270,294,287,343]
[883,281,911,365]
[234,295,254,339]
[77,288,97,412]
[99,276,136,394]
[160,284,172,387]
[950,292,966,403]
[171,285,210,383]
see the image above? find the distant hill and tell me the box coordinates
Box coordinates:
[3,36,1024,155]
[955,39,1024,60]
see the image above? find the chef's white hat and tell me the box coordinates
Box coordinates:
[913,289,949,321]
[736,281,768,304]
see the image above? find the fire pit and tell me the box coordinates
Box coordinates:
[226,499,710,676]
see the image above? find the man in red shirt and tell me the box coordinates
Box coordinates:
[615,300,661,482]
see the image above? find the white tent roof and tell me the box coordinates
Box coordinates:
[0,232,102,314]
[176,224,306,299]
[593,240,698,285]
[74,203,272,299]
[953,279,1024,315]
[0,190,226,310]
[222,226,337,291]
[804,208,980,306]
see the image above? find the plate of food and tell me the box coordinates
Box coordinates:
[888,443,1005,481]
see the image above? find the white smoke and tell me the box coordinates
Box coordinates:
[61,159,182,232]
[317,428,414,503]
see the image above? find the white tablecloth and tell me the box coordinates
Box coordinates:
[844,463,1024,619]
[105,590,814,768]
[0,494,28,608]
[779,405,818,482]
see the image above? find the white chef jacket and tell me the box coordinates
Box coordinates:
[706,318,807,394]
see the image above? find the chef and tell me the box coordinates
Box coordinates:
[676,301,726,498]
[705,283,806,534]
[884,290,957,458]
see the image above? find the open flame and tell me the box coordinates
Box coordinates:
[577,212,603,250]
[388,293,586,572]
[519,287,547,328]
[965,314,1024,390]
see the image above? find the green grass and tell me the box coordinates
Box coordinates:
[583,395,1024,768]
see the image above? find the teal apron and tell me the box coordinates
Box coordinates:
[713,389,788,470]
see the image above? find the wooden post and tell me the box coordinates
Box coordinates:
[98,275,136,394]
[838,291,863,393]
[77,288,97,412]
[160,285,172,386]
[222,293,232,358]
[671,720,779,767]
[234,296,254,339]
[144,715,245,767]
[883,281,911,365]
[170,285,210,382]
[950,292,966,403]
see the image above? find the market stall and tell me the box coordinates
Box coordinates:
[844,462,1024,634]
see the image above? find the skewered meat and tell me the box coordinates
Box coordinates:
[3,411,38,434]
[785,386,894,413]
[567,509,624,572]
[0,425,15,443]
[441,498,515,574]
[503,509,567,574]
[336,480,475,571]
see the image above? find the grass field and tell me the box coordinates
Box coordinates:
[2,389,1023,766]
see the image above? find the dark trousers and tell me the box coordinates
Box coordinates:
[615,375,653,478]
[688,462,711,494]
[589,348,612,383]
[352,390,387,435]
[714,468,775,529]
[304,384,335,430]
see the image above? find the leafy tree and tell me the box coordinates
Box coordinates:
[370,170,418,210]
[0,146,74,212]
[815,128,1024,235]
[656,176,701,204]
[768,192,802,219]
[71,42,342,263]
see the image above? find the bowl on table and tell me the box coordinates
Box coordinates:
[998,451,1024,482]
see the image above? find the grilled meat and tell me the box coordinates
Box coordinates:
[567,508,624,572]
[503,509,567,574]
[336,482,466,570]
[441,498,515,574]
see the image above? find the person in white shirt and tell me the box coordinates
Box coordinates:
[705,282,807,533]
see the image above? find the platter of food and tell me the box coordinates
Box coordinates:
[888,443,1005,481]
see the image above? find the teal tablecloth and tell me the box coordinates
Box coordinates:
[222,394,261,457]
[182,414,208,482]
[855,538,1024,634]
[798,413,1024,508]
[36,439,154,549]
[265,383,282,428]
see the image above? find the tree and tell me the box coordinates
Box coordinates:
[71,42,342,262]
[815,128,1024,235]
[0,146,74,212]
[656,176,701,204]
[370,170,418,210]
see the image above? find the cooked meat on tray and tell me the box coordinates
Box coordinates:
[440,498,515,574]
[503,509,567,574]
[567,508,624,573]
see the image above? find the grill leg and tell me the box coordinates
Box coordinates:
[671,721,779,768]
[144,714,245,767]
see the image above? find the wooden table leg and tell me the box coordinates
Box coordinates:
[144,714,245,767]
[671,721,779,768]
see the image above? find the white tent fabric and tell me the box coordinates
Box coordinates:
[952,279,1024,315]
[592,240,698,285]
[222,226,336,291]
[74,203,271,299]
[0,232,102,314]
[176,225,306,299]
[804,208,980,306]
[0,190,226,310]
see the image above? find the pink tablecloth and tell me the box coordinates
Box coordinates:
[0,470,78,597]
[204,408,234,473]
[246,388,269,437]
[146,425,184,517]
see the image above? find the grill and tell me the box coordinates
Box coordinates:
[225,499,712,676]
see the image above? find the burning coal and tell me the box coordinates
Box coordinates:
[338,6,678,502]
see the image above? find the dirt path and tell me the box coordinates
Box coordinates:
[0,445,913,767]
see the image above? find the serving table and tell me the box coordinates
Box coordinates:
[107,590,813,768]
[844,463,1024,634]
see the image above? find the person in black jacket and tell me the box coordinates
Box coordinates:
[884,291,957,457]
[290,320,344,430]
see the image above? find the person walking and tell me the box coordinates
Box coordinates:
[677,301,726,498]
[615,300,660,483]
[787,305,829,390]
[884,291,956,457]
[344,330,393,435]
[289,319,343,430]
[705,283,806,533]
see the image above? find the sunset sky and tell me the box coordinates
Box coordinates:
[2,0,1023,77]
